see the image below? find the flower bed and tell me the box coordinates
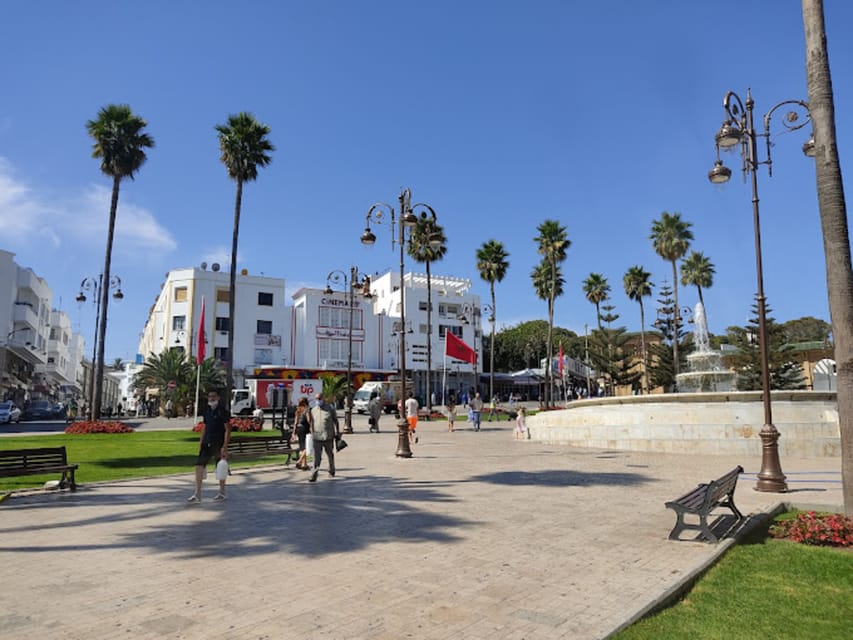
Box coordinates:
[192,417,262,433]
[769,511,853,547]
[65,420,135,434]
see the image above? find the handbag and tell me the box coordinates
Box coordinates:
[368,417,374,426]
[215,458,230,480]
[335,436,348,452]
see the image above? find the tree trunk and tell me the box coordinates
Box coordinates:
[545,285,554,408]
[226,178,243,402]
[671,259,680,381]
[93,175,121,420]
[803,0,853,513]
[425,258,433,417]
[639,299,649,394]
[489,280,496,403]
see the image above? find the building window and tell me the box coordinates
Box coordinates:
[172,315,186,331]
[256,320,273,334]
[418,301,432,311]
[439,325,463,339]
[174,287,188,302]
[318,307,362,330]
[215,317,230,331]
[419,324,428,334]
[214,347,229,362]
[216,289,230,303]
[317,339,363,366]
[50,327,59,340]
[258,292,273,306]
[254,349,273,365]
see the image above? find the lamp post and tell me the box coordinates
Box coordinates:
[361,188,425,458]
[458,302,486,398]
[77,275,123,419]
[708,88,813,493]
[325,267,372,434]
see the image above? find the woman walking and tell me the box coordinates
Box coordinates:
[293,397,313,470]
[446,398,456,432]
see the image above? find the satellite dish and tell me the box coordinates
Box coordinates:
[241,268,248,276]
[201,262,208,270]
[212,263,220,272]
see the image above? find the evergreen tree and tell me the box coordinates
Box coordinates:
[647,281,690,392]
[588,326,642,393]
[725,301,806,391]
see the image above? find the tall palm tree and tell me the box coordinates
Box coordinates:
[680,251,715,306]
[476,239,510,404]
[216,113,274,397]
[534,220,570,407]
[582,272,611,330]
[803,0,853,513]
[623,265,654,394]
[531,259,565,407]
[650,211,693,379]
[86,104,154,420]
[407,215,447,416]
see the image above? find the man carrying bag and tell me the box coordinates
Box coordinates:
[309,392,340,482]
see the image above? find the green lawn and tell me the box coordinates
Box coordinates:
[0,430,290,492]
[613,529,853,640]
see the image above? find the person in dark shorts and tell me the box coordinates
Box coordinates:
[188,389,230,503]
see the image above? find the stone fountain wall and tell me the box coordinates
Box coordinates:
[526,391,839,457]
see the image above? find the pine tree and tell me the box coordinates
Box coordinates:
[648,281,690,392]
[726,301,806,391]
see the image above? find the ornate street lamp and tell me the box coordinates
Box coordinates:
[77,274,123,419]
[708,88,812,493]
[325,267,372,434]
[361,188,426,458]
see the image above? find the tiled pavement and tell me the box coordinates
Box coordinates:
[0,415,843,639]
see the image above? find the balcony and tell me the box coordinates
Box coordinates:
[13,303,39,331]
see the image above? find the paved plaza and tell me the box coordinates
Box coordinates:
[0,413,843,640]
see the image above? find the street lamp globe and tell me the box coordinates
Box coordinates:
[708,160,732,184]
[360,228,376,245]
[715,121,741,148]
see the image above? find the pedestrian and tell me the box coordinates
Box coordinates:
[488,396,497,421]
[187,389,230,503]
[515,406,527,440]
[367,391,382,433]
[293,397,312,470]
[309,392,340,482]
[446,398,456,432]
[470,392,483,431]
[405,392,419,445]
[165,398,173,419]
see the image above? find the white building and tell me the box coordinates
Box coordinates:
[1,249,53,403]
[139,266,289,387]
[39,309,82,401]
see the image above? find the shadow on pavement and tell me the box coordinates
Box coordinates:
[469,469,653,488]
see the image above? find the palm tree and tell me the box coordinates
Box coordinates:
[111,357,125,371]
[321,374,348,408]
[531,259,565,407]
[680,251,715,306]
[803,0,853,513]
[582,273,611,330]
[534,220,570,407]
[650,211,693,379]
[407,215,447,417]
[476,240,510,405]
[133,349,194,412]
[86,104,154,419]
[216,113,274,397]
[623,265,654,394]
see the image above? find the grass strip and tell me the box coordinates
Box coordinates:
[0,430,292,492]
[613,527,853,639]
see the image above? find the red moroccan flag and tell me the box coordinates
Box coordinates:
[196,297,206,364]
[445,330,477,365]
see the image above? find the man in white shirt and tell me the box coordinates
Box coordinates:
[405,393,419,445]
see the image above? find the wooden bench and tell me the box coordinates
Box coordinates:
[228,435,296,466]
[0,447,78,491]
[665,465,744,542]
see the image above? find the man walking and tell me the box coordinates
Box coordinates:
[310,392,340,482]
[188,389,230,503]
[470,392,484,431]
[405,392,419,445]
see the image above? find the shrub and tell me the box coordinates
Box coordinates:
[192,417,262,433]
[769,511,853,547]
[65,421,135,434]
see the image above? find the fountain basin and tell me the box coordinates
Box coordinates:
[527,391,839,457]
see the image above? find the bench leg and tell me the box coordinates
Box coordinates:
[723,496,743,522]
[698,514,718,543]
[668,511,687,540]
[59,469,77,491]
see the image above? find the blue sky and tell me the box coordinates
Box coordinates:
[1,1,851,363]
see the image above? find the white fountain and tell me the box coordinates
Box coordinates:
[675,301,737,393]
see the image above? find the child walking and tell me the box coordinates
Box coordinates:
[515,406,527,440]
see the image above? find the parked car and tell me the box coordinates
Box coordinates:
[22,400,56,421]
[0,401,22,424]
